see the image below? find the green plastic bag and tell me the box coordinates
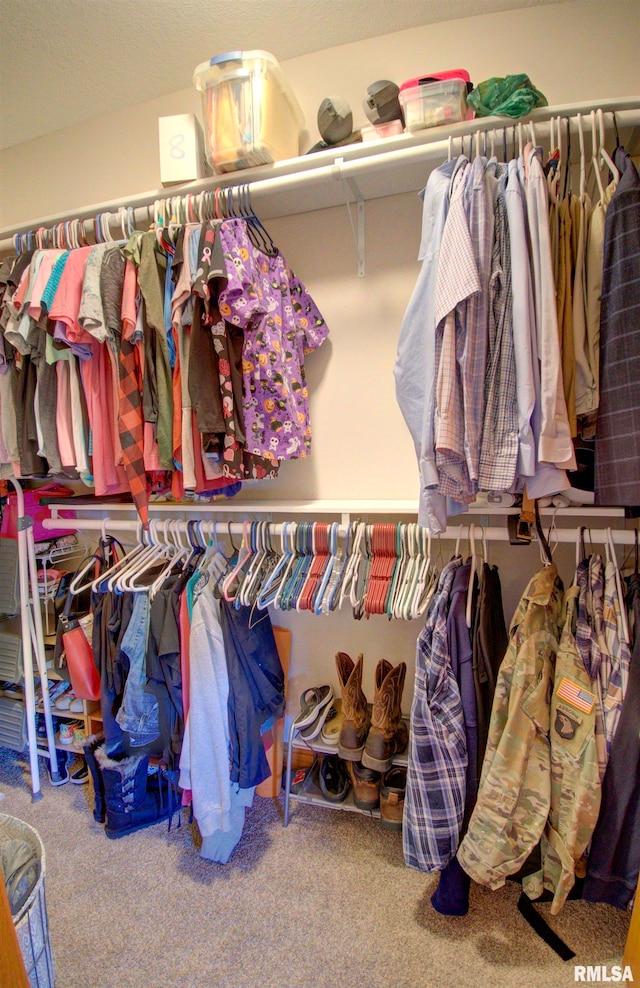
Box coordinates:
[467,74,548,118]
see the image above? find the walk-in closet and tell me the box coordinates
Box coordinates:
[0,2,639,986]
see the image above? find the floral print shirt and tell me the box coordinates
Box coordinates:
[218,219,329,462]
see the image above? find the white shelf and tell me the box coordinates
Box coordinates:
[1,97,638,251]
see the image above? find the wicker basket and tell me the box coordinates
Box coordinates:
[0,813,55,988]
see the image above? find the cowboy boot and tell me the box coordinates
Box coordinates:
[362,659,407,772]
[335,652,370,762]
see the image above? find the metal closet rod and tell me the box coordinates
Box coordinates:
[1,97,638,255]
[42,516,640,546]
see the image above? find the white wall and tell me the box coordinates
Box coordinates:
[1,0,638,711]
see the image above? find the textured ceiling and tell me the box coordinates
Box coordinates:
[0,0,567,151]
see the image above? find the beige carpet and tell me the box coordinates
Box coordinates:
[0,747,630,988]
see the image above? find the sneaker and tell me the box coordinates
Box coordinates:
[72,726,87,747]
[319,755,351,803]
[59,720,83,744]
[47,749,68,786]
[70,759,89,785]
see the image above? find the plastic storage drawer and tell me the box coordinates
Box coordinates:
[0,617,23,682]
[0,695,26,751]
[0,537,19,617]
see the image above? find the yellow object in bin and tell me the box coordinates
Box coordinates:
[193,50,304,173]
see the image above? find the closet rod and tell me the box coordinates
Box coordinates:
[1,96,638,254]
[42,516,640,546]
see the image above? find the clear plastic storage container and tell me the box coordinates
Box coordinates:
[399,73,470,132]
[193,50,304,173]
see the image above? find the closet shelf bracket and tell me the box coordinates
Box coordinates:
[333,156,366,278]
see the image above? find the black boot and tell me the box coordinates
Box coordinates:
[94,745,171,839]
[83,732,106,822]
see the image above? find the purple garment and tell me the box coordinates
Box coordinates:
[447,560,479,815]
[217,219,329,462]
[53,319,93,361]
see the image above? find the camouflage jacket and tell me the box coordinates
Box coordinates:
[522,585,601,913]
[457,564,564,889]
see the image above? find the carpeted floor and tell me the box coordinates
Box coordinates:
[0,746,631,988]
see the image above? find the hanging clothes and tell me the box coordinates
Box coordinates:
[0,213,329,522]
[583,566,640,910]
[457,564,564,889]
[521,585,601,915]
[594,147,640,506]
[403,556,467,873]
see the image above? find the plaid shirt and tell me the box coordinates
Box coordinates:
[403,556,467,872]
[478,183,518,491]
[434,162,479,502]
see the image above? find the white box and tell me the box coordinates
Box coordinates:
[158,113,206,185]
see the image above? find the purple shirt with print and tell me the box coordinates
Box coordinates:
[217,219,329,463]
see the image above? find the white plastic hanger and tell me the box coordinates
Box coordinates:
[124,519,175,592]
[589,110,606,202]
[92,522,145,592]
[597,108,620,185]
[577,113,587,200]
[221,520,253,603]
[465,524,477,629]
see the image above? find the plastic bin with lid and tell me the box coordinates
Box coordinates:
[193,50,304,173]
[399,70,473,132]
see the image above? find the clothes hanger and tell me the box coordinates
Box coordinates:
[454,524,465,560]
[351,524,371,619]
[315,523,348,614]
[589,110,606,202]
[146,520,190,598]
[410,525,436,620]
[221,520,253,603]
[281,523,315,611]
[68,518,111,595]
[534,501,553,567]
[273,522,301,611]
[124,519,175,592]
[577,113,587,201]
[465,524,478,628]
[93,521,146,592]
[597,108,620,185]
[256,521,293,611]
[606,528,630,645]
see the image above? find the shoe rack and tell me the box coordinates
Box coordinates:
[282,716,408,827]
[35,663,100,758]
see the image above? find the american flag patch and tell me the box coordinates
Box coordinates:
[556,677,596,714]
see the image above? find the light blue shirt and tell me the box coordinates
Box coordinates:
[394,158,458,533]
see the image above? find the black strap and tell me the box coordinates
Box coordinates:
[517,892,576,961]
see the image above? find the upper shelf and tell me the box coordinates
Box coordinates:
[1,96,639,251]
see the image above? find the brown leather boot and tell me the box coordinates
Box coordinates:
[335,651,370,761]
[380,766,407,832]
[361,659,407,772]
[346,760,381,811]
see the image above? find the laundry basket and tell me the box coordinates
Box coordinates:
[0,813,55,988]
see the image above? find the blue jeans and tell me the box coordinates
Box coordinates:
[116,592,160,747]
